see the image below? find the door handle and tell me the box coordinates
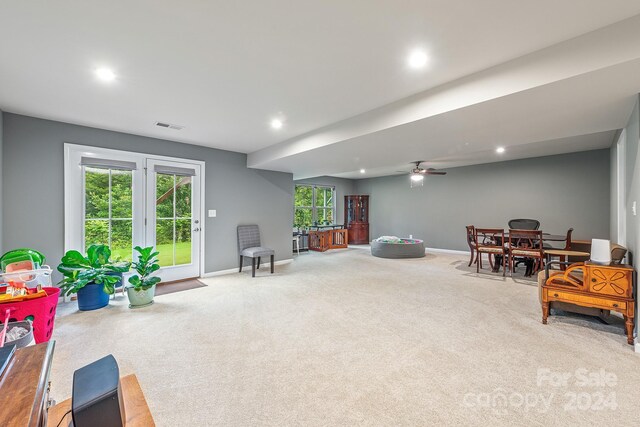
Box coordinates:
[193,227,200,232]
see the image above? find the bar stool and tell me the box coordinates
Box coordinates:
[293,234,300,255]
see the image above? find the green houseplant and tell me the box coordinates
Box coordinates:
[58,244,131,311]
[126,246,161,308]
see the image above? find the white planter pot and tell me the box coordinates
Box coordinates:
[126,285,156,308]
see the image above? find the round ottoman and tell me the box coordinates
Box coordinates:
[371,238,425,259]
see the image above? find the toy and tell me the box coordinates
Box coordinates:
[0,248,49,302]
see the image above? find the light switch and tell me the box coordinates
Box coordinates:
[208,209,217,218]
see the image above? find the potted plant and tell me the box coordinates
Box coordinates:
[126,246,161,308]
[58,244,131,311]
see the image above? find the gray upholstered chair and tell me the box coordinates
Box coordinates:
[237,225,275,277]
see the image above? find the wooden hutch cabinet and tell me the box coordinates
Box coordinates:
[344,195,369,244]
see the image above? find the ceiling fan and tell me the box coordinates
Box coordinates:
[399,161,446,187]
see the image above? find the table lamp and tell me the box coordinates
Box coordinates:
[590,239,611,265]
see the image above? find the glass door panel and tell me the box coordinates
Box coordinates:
[155,174,193,267]
[146,159,201,282]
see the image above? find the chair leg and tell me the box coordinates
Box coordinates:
[468,248,475,267]
[252,258,256,277]
[502,252,506,277]
[257,256,261,269]
[270,255,274,274]
[509,254,513,277]
[239,255,243,272]
[477,252,481,273]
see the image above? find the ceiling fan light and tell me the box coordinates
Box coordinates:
[410,173,424,188]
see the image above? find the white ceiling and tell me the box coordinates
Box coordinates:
[1,1,640,175]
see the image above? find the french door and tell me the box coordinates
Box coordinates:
[65,145,203,283]
[145,159,201,282]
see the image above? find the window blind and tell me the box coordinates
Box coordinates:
[153,165,196,176]
[80,157,137,171]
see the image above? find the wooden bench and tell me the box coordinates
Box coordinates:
[47,374,154,426]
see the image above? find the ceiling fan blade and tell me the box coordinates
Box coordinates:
[426,171,447,175]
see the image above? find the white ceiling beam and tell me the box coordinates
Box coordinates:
[247,14,640,172]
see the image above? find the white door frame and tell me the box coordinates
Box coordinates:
[616,129,626,247]
[64,143,206,279]
[145,158,202,282]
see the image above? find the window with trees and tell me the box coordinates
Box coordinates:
[155,172,192,267]
[294,184,335,227]
[84,167,133,261]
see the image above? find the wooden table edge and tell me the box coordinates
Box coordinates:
[47,374,154,427]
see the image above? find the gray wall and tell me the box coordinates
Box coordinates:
[1,113,293,276]
[610,130,620,241]
[294,176,357,225]
[615,96,640,255]
[355,149,611,251]
[609,94,639,340]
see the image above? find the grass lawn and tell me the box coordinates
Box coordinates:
[112,242,192,266]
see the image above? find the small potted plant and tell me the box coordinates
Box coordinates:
[126,246,161,308]
[58,245,131,311]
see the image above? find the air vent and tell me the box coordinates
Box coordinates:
[155,121,185,130]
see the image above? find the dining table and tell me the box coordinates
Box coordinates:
[490,232,570,274]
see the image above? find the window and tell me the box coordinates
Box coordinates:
[155,172,192,267]
[315,186,334,224]
[84,167,133,261]
[294,184,335,227]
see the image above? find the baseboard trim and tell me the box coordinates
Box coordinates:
[635,339,640,354]
[425,247,470,256]
[201,259,293,278]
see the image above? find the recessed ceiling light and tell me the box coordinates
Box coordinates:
[270,118,283,129]
[360,169,366,174]
[408,50,428,69]
[95,67,116,82]
[496,147,505,154]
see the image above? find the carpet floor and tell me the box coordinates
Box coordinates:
[50,249,640,426]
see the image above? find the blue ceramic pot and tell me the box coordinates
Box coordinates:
[77,283,109,311]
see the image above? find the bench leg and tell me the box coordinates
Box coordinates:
[270,255,274,274]
[252,258,256,277]
[239,255,243,273]
[257,256,261,269]
[624,315,634,345]
[542,302,549,324]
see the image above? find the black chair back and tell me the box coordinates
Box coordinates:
[508,218,540,230]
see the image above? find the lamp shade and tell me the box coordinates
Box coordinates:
[590,239,611,265]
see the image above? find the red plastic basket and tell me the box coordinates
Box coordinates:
[0,287,60,343]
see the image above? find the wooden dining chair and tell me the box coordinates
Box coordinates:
[558,228,574,270]
[474,228,507,276]
[465,225,477,267]
[508,229,544,277]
